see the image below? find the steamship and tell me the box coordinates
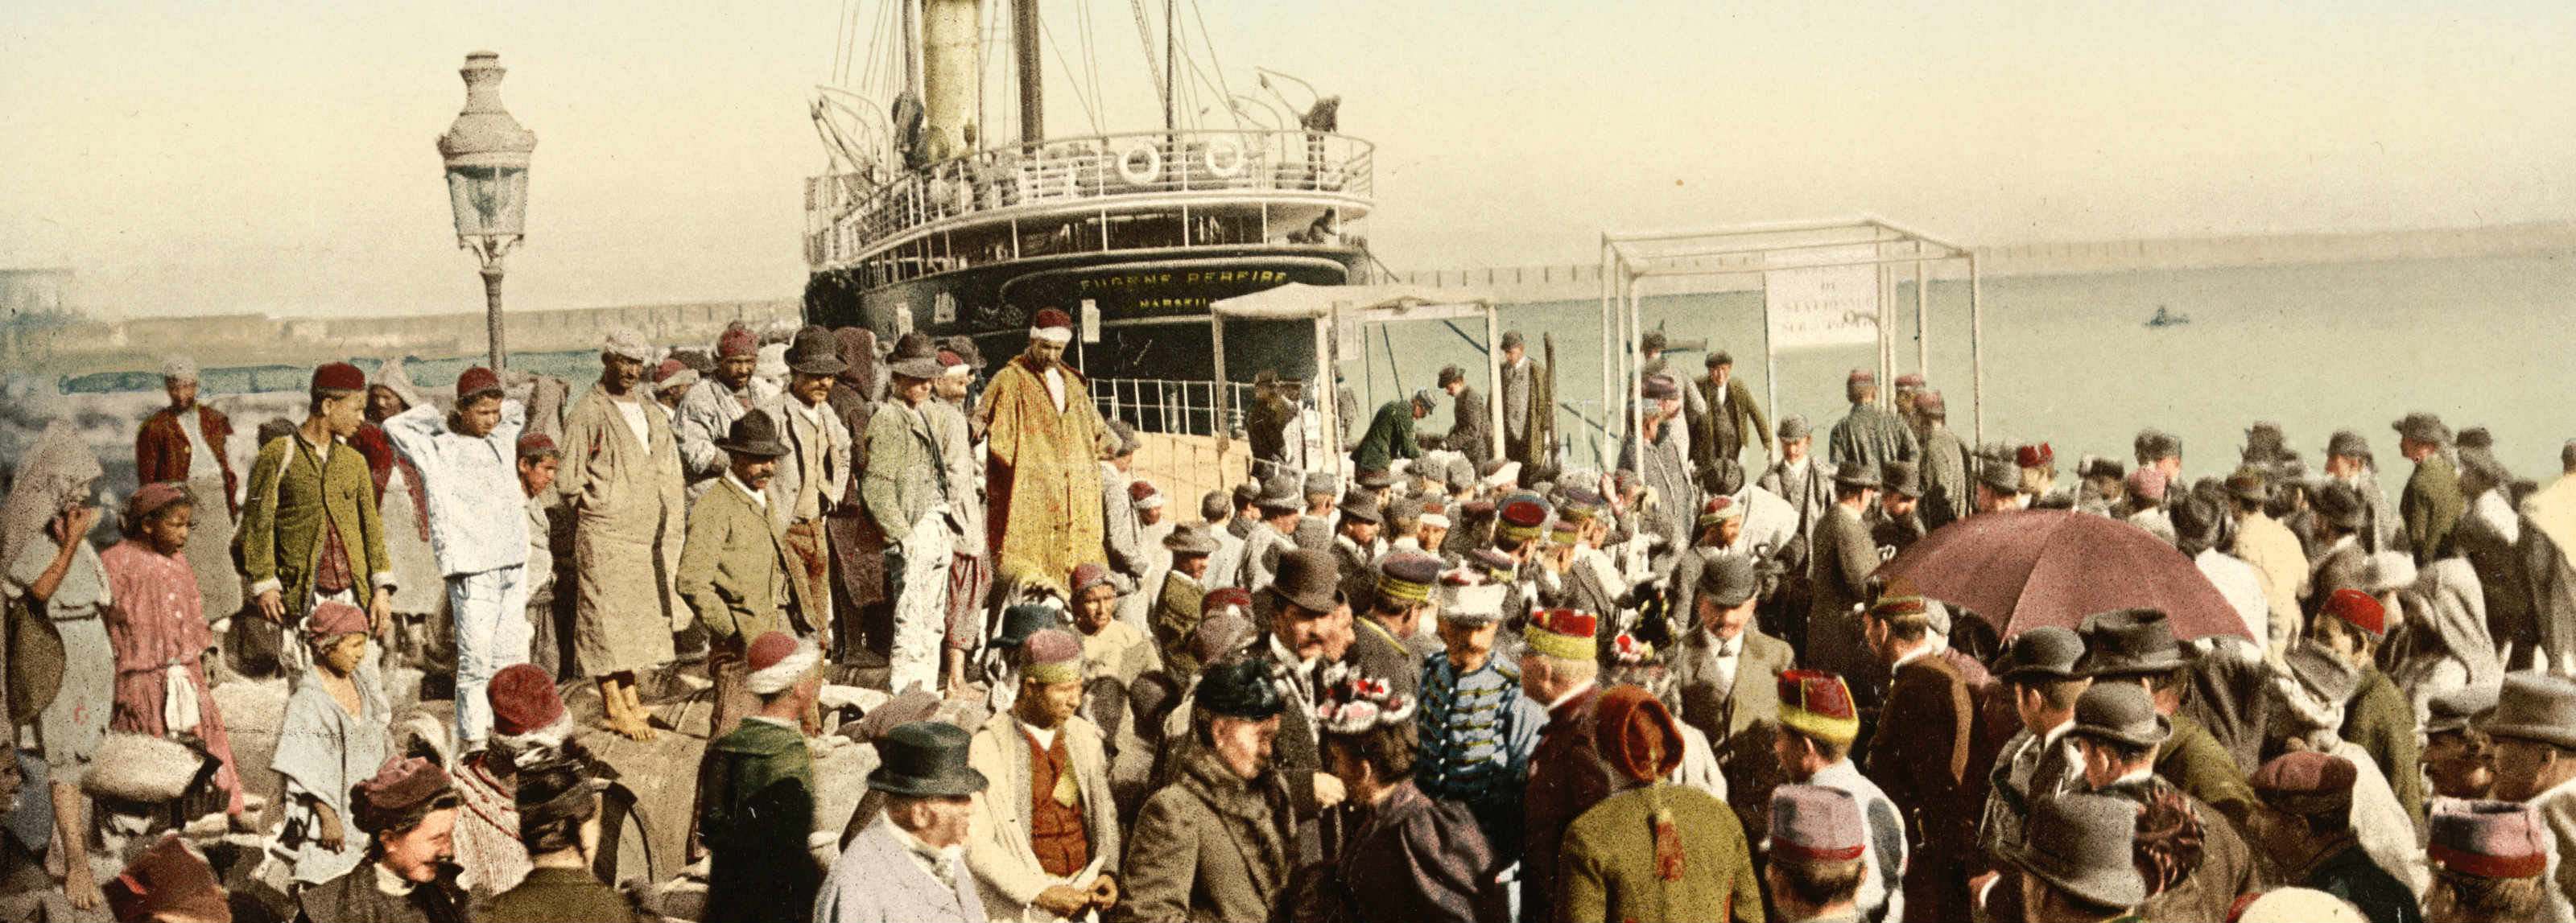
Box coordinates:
[799,0,1373,385]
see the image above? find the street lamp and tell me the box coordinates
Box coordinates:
[437,51,536,373]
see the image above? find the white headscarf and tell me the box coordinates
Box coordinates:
[0,421,103,571]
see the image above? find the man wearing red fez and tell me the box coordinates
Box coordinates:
[1826,368,1917,480]
[975,308,1113,585]
[675,320,785,501]
[700,632,828,923]
[2310,588,2425,826]
[239,361,397,671]
[556,328,687,741]
[379,367,532,752]
[1554,686,1760,922]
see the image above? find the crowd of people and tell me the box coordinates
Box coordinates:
[3,308,2575,923]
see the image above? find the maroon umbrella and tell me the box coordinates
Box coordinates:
[1877,509,2252,641]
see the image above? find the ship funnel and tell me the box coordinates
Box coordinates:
[921,0,982,163]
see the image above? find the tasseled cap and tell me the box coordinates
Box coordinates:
[1778,669,1860,745]
[1597,685,1683,784]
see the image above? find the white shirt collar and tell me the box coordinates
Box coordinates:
[2110,767,2154,788]
[1269,633,1317,674]
[726,472,767,509]
[1545,680,1598,713]
[371,862,417,896]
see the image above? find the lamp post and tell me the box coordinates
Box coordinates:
[437,51,536,373]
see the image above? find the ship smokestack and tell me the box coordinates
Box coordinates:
[921,0,982,162]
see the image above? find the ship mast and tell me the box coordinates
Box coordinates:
[1016,0,1042,146]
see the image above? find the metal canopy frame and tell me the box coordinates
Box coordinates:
[1598,214,1986,456]
[1209,286,1505,468]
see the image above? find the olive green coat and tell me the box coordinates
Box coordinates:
[2154,711,2259,832]
[2402,454,2465,563]
[675,476,803,644]
[1554,783,1765,923]
[240,432,391,616]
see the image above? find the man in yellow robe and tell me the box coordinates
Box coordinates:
[976,309,1113,587]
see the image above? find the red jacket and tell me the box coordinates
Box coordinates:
[135,404,239,517]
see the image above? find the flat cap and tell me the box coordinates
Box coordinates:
[2252,751,2358,818]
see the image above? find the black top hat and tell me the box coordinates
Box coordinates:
[1265,549,1345,614]
[786,325,849,376]
[868,721,990,797]
[1197,659,1286,720]
[716,411,791,459]
[2065,681,2171,748]
[1993,626,2087,682]
[2074,608,2190,677]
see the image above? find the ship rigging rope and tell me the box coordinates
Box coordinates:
[1040,19,1104,137]
[1187,0,1239,130]
[1126,0,1169,121]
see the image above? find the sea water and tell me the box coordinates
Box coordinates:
[1349,250,2576,484]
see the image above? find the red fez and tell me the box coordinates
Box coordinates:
[104,834,229,923]
[1893,373,1926,389]
[1846,369,1874,385]
[746,631,800,674]
[1021,628,1084,684]
[488,663,565,737]
[717,324,759,357]
[312,361,365,392]
[937,349,966,367]
[1034,308,1074,331]
[1915,390,1946,411]
[2322,589,2386,638]
[654,358,690,383]
[2017,443,2054,468]
[516,432,558,459]
[1129,480,1161,502]
[306,600,370,641]
[456,366,502,399]
[1203,587,1253,615]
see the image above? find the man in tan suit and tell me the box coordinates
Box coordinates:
[965,630,1122,921]
[760,326,852,651]
[676,411,805,740]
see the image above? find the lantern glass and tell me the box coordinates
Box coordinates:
[445,165,530,238]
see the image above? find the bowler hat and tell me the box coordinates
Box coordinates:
[2311,481,2365,529]
[1992,626,2086,682]
[2326,430,2371,460]
[1975,451,2022,493]
[991,604,1060,649]
[888,356,945,381]
[1777,414,1812,441]
[786,325,850,375]
[2392,411,2452,446]
[2064,681,2170,748]
[1697,551,1759,608]
[2479,672,2576,751]
[868,720,989,797]
[1197,659,1286,720]
[2004,794,2148,910]
[1162,525,1221,554]
[714,410,791,458]
[1639,330,1668,353]
[1253,473,1304,511]
[1832,464,1880,489]
[2074,608,2190,677]
[1501,330,1525,350]
[2424,683,2499,736]
[1265,549,1345,614]
[1337,492,1381,525]
[1302,472,1338,498]
[1880,460,1922,498]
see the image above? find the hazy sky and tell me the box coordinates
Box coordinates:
[6,1,2574,319]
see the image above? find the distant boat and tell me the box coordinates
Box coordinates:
[2145,305,2190,328]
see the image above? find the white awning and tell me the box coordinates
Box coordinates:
[1208,282,1494,320]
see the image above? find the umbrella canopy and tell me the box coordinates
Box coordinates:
[1877,509,2253,641]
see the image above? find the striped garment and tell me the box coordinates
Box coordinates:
[1414,650,1546,860]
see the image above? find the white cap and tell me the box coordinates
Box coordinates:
[160,355,200,382]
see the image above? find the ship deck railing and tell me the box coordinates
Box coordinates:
[1088,376,1258,511]
[805,129,1374,271]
